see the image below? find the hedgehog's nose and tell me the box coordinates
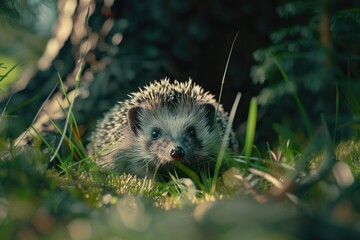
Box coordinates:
[170,146,185,160]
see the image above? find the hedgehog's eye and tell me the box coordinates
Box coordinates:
[187,126,196,138]
[151,128,162,140]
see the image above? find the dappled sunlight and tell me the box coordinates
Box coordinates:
[38,0,95,71]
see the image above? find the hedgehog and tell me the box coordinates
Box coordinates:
[88,78,237,180]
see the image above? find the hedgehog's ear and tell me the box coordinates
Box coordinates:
[202,103,216,129]
[128,107,143,134]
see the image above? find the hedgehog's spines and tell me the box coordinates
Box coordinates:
[88,78,237,177]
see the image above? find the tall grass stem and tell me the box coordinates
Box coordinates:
[269,52,313,138]
[244,97,257,166]
[211,92,241,194]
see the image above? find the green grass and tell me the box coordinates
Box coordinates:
[1,77,360,239]
[244,97,258,167]
[1,125,360,239]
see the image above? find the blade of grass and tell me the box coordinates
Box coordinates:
[6,95,39,115]
[30,126,61,162]
[1,93,13,117]
[234,155,296,173]
[49,63,84,163]
[244,97,258,167]
[14,83,58,147]
[70,124,87,159]
[48,117,84,161]
[52,88,86,160]
[211,92,241,194]
[269,51,313,138]
[172,161,206,193]
[0,64,18,82]
[216,31,239,113]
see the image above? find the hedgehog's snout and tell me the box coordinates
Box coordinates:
[170,146,185,160]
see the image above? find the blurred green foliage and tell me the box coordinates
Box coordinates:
[0,0,55,68]
[250,1,360,149]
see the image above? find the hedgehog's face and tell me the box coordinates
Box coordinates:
[127,103,221,171]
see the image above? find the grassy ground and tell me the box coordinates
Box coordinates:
[1,140,360,240]
[1,80,360,239]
